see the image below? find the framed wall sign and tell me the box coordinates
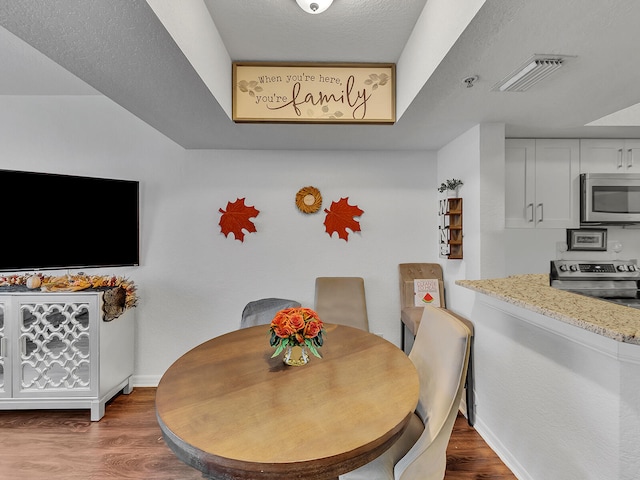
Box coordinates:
[566,228,608,251]
[232,62,395,124]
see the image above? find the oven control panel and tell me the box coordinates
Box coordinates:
[550,259,640,280]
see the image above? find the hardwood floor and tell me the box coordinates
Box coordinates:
[0,388,516,480]
[446,414,517,479]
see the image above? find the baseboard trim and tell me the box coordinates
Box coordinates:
[473,415,531,480]
[132,375,161,387]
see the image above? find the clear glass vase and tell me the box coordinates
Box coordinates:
[283,344,309,366]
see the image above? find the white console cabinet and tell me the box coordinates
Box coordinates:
[0,291,134,421]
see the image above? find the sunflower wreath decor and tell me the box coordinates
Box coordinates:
[295,186,323,214]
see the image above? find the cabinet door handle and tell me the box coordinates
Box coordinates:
[537,203,544,223]
[618,149,624,168]
[628,149,634,168]
[527,203,534,222]
[0,337,5,358]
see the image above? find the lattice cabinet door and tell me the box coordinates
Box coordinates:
[0,299,9,398]
[13,295,99,398]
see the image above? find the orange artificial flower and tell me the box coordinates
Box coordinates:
[269,307,325,358]
[304,319,322,339]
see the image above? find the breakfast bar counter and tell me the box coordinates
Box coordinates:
[456,273,640,345]
[455,273,640,480]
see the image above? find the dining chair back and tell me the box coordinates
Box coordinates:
[314,277,369,331]
[397,305,471,480]
[398,263,444,353]
[339,305,471,480]
[240,298,301,329]
[398,263,444,310]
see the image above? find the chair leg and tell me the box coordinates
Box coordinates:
[465,339,475,426]
[401,323,415,355]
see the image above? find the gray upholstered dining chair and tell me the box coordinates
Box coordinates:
[240,298,301,329]
[314,277,369,331]
[339,305,471,480]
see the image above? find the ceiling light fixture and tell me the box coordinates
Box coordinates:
[463,75,479,88]
[493,55,570,92]
[296,0,333,14]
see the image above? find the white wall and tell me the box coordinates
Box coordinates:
[611,226,640,262]
[503,226,640,276]
[436,123,506,315]
[0,95,438,385]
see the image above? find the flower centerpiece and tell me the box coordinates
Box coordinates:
[269,307,325,366]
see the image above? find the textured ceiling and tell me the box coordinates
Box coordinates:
[203,0,429,63]
[1,0,640,150]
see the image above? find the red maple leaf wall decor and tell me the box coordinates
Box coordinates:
[218,198,260,242]
[323,197,364,241]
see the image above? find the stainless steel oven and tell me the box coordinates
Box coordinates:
[581,173,640,225]
[550,259,640,308]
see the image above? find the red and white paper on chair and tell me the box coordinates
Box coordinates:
[413,279,442,307]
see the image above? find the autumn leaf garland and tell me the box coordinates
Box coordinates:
[218,195,363,242]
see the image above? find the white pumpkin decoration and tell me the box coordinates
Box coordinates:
[26,275,42,289]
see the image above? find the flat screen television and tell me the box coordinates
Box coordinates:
[0,169,139,272]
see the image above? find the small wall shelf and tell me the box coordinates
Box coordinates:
[439,197,463,259]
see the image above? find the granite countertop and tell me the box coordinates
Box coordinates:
[457,274,640,345]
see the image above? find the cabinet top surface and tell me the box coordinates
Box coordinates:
[0,286,103,296]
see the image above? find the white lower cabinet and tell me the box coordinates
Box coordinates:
[505,138,580,228]
[0,292,134,420]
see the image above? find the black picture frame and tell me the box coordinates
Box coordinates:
[566,228,607,251]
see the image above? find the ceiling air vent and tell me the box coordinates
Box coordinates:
[493,55,568,92]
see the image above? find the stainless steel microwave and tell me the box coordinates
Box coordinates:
[581,173,640,224]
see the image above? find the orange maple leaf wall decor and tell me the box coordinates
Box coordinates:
[218,198,260,242]
[323,197,364,241]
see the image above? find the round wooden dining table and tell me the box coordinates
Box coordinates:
[156,323,419,480]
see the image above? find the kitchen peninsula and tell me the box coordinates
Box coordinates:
[457,273,640,344]
[457,274,640,480]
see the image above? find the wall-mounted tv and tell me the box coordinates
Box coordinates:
[0,169,139,272]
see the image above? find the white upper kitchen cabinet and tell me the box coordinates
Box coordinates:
[580,139,640,173]
[505,139,580,228]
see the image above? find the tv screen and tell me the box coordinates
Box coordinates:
[0,169,139,272]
